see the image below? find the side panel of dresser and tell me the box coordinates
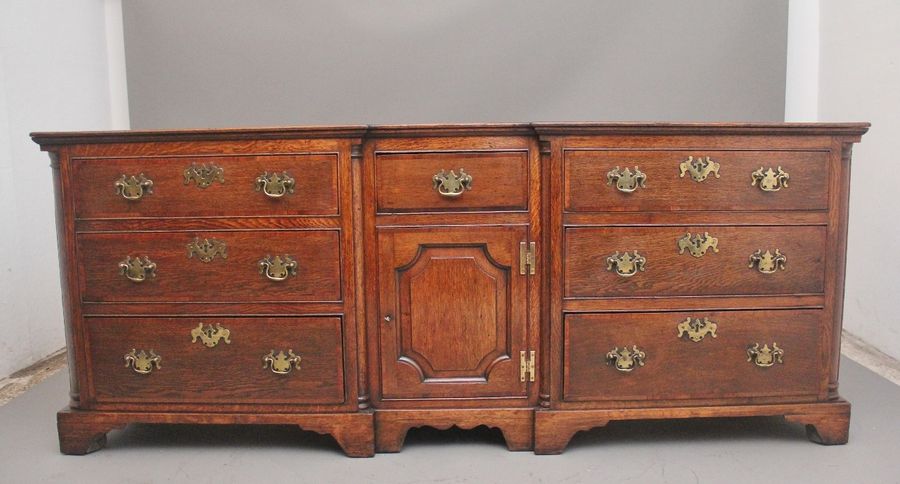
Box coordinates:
[535,130,864,454]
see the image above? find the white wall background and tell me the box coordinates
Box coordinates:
[0,0,128,379]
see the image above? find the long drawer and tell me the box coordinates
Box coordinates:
[78,230,342,303]
[86,316,345,405]
[564,149,828,212]
[564,225,826,298]
[72,153,340,219]
[563,310,823,402]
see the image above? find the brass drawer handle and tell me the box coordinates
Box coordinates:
[677,232,719,258]
[607,166,646,193]
[750,166,790,192]
[186,238,227,263]
[677,317,718,342]
[749,249,786,274]
[747,342,784,367]
[263,349,302,374]
[118,256,157,282]
[256,171,295,198]
[183,162,224,188]
[114,173,153,200]
[124,349,161,374]
[432,169,472,197]
[606,346,646,372]
[679,156,720,182]
[190,323,231,348]
[606,251,646,278]
[258,255,298,281]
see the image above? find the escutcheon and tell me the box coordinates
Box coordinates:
[676,317,718,342]
[263,349,302,374]
[750,166,790,192]
[677,232,719,258]
[258,255,298,281]
[186,238,227,263]
[255,171,296,198]
[183,163,225,188]
[606,346,646,372]
[606,251,646,278]
[749,249,786,274]
[432,169,473,197]
[606,166,647,193]
[118,256,157,283]
[124,349,161,374]
[747,342,784,367]
[114,173,153,200]
[678,156,720,182]
[190,323,231,348]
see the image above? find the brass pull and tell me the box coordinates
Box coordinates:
[679,156,720,182]
[750,166,790,192]
[258,255,298,281]
[747,342,784,367]
[677,232,719,258]
[114,173,153,200]
[187,238,227,263]
[606,346,646,372]
[432,169,472,197]
[118,256,157,282]
[606,251,646,278]
[263,349,301,374]
[256,171,295,198]
[183,162,224,188]
[677,317,718,342]
[749,249,786,274]
[607,166,646,193]
[124,349,161,374]
[190,323,231,348]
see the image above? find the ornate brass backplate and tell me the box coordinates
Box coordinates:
[118,256,157,282]
[114,173,153,200]
[432,169,473,197]
[190,323,231,348]
[263,349,302,374]
[747,342,784,367]
[606,166,647,193]
[606,346,646,372]
[677,232,719,258]
[186,238,227,263]
[124,349,161,374]
[606,251,646,278]
[679,156,720,182]
[258,255,298,281]
[255,171,296,198]
[677,317,718,342]
[748,249,786,274]
[750,166,790,192]
[183,163,225,188]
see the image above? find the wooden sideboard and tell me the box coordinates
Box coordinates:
[31,122,868,456]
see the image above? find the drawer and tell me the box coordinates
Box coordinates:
[78,230,341,303]
[375,151,529,213]
[564,150,828,212]
[72,153,339,219]
[86,316,345,405]
[565,225,825,298]
[563,310,823,402]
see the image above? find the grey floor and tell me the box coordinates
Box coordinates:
[1,357,898,484]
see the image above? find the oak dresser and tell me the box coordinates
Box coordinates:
[31,122,868,456]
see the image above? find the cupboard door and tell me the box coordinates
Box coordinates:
[377,226,530,400]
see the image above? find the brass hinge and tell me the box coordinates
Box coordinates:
[519,241,536,275]
[520,350,535,382]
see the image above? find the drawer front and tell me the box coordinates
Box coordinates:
[87,317,345,405]
[375,151,529,213]
[563,310,823,402]
[73,153,339,219]
[565,225,825,298]
[565,150,828,212]
[79,230,342,303]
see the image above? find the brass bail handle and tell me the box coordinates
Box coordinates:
[432,168,473,197]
